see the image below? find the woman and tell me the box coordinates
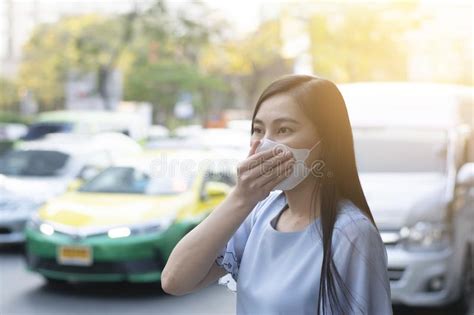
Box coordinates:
[161,74,392,315]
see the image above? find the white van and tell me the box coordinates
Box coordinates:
[22,110,149,141]
[0,132,142,244]
[340,82,474,310]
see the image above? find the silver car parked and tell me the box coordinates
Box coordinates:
[0,132,142,244]
[354,125,474,309]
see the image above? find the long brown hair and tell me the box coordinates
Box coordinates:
[250,74,377,314]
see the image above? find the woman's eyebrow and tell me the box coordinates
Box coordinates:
[273,117,301,125]
[254,117,301,125]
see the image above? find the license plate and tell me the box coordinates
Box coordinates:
[57,245,93,266]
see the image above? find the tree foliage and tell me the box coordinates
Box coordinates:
[10,0,472,120]
[308,3,420,82]
[18,14,126,109]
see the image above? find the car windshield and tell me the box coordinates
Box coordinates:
[353,128,448,173]
[22,122,73,140]
[0,149,70,177]
[78,166,196,195]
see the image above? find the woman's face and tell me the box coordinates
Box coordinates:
[251,93,322,164]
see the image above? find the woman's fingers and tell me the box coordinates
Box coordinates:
[261,158,296,190]
[245,150,292,179]
[247,139,260,158]
[241,139,293,173]
[234,140,295,201]
[238,147,276,174]
[244,153,294,189]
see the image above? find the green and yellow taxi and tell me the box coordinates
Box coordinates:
[24,149,237,284]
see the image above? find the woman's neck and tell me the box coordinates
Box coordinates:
[284,175,322,222]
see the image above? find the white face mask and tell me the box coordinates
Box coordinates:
[255,138,322,191]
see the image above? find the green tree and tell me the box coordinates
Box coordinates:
[0,77,19,112]
[123,0,229,125]
[18,14,130,110]
[308,3,419,82]
[200,19,292,108]
[17,0,228,125]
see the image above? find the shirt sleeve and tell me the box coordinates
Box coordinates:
[331,216,393,315]
[214,191,275,284]
[215,205,255,282]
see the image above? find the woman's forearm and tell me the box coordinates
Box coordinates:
[160,188,256,295]
[161,141,291,295]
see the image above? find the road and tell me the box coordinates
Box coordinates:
[0,246,471,315]
[0,246,235,315]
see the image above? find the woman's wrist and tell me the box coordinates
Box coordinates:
[227,186,259,214]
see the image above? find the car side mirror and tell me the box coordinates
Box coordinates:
[79,165,100,181]
[457,162,474,187]
[203,181,231,200]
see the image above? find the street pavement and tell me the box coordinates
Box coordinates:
[1,246,471,315]
[0,246,235,315]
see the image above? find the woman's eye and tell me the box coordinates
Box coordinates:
[278,127,291,134]
[253,127,263,134]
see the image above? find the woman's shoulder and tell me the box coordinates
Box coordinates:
[333,199,380,245]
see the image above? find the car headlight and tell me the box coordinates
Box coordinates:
[107,216,175,239]
[107,227,131,239]
[39,223,55,236]
[26,214,55,236]
[400,222,450,251]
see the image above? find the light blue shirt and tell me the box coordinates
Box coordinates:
[215,191,392,315]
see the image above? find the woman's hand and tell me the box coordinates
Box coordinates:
[161,139,294,296]
[231,139,295,207]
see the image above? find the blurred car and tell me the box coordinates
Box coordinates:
[354,125,474,308]
[339,82,474,160]
[149,127,249,152]
[0,123,28,156]
[191,128,250,152]
[24,149,237,284]
[146,125,170,141]
[0,123,28,141]
[22,110,150,141]
[173,124,203,138]
[227,119,252,134]
[0,132,142,244]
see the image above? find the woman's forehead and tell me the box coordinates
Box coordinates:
[255,94,303,122]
